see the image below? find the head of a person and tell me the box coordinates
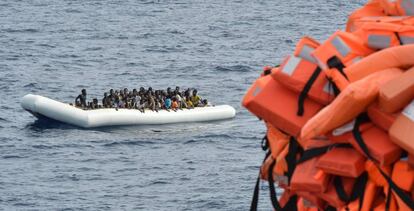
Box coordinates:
[93,98,98,104]
[203,99,208,104]
[104,92,107,97]
[193,89,197,96]
[81,89,87,95]
[110,89,114,95]
[124,88,128,93]
[148,87,153,91]
[175,86,180,92]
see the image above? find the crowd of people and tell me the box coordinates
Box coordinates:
[74,87,211,112]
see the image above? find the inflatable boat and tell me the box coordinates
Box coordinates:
[21,94,236,128]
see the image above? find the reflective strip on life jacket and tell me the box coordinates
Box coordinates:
[297,45,317,63]
[368,34,392,49]
[330,36,351,58]
[400,35,414,44]
[398,0,414,15]
[294,36,320,63]
[280,55,302,76]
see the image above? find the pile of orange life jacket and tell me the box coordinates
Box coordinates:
[243,0,414,210]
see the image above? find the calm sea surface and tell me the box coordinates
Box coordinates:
[0,0,364,210]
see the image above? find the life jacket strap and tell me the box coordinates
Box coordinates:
[250,151,271,211]
[327,56,348,80]
[297,143,352,164]
[297,67,322,116]
[268,159,298,211]
[352,114,414,210]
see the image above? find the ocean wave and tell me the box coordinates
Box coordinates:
[214,65,253,72]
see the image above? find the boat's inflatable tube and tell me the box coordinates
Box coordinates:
[21,94,236,128]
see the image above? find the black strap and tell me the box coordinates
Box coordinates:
[327,56,348,80]
[297,67,322,116]
[395,32,403,45]
[285,137,300,185]
[250,151,271,211]
[268,159,282,210]
[263,69,271,76]
[326,77,341,96]
[378,167,414,209]
[352,114,414,210]
[261,135,269,151]
[385,185,392,211]
[297,143,352,164]
[325,205,337,211]
[334,173,368,211]
[352,114,375,161]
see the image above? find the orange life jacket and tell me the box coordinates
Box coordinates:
[272,36,334,112]
[328,45,414,90]
[316,176,356,208]
[346,0,386,32]
[391,160,414,211]
[379,66,414,113]
[272,55,334,106]
[293,36,320,63]
[300,68,402,140]
[352,22,414,50]
[316,147,366,178]
[243,75,322,137]
[392,160,414,192]
[312,31,374,71]
[266,123,290,159]
[295,191,326,210]
[366,160,392,187]
[297,197,320,211]
[349,127,402,166]
[290,157,330,193]
[389,100,414,155]
[350,16,414,33]
[380,0,401,15]
[367,103,398,131]
[338,179,378,211]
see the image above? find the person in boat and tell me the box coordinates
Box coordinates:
[136,98,145,113]
[166,87,173,98]
[185,96,194,109]
[175,86,180,95]
[147,93,157,112]
[131,91,140,109]
[200,99,212,107]
[190,89,202,107]
[171,96,179,112]
[164,96,172,111]
[147,87,154,96]
[75,89,87,108]
[102,92,112,108]
[92,98,99,109]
